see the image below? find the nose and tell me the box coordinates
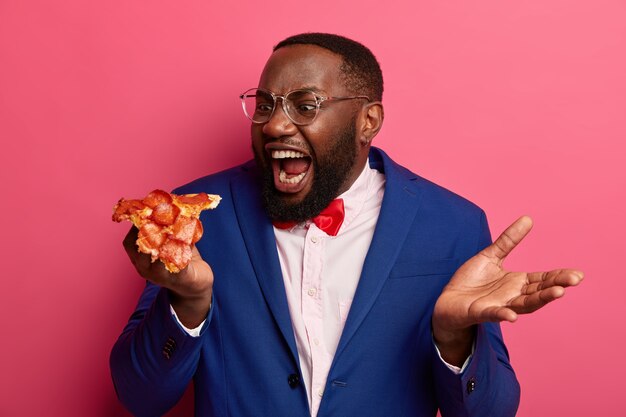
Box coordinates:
[262,99,298,138]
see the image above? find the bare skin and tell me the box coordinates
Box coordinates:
[121,45,385,330]
[123,227,213,328]
[123,214,584,358]
[432,215,584,366]
[122,46,583,363]
[252,44,383,205]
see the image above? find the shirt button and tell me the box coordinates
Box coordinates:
[317,388,324,397]
[311,236,319,243]
[307,288,317,297]
[313,338,320,346]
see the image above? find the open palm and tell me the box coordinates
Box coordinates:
[433,216,584,334]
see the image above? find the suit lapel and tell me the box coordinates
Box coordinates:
[333,148,424,362]
[229,150,424,370]
[230,166,300,362]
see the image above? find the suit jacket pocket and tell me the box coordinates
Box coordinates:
[389,259,460,278]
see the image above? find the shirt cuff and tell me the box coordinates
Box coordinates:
[169,304,206,337]
[433,337,475,374]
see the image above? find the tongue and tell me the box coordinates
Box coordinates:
[281,158,310,175]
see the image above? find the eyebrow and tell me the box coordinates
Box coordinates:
[294,85,326,95]
[257,86,328,96]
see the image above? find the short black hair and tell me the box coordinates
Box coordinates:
[274,33,384,102]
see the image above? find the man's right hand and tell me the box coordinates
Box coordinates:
[123,227,214,328]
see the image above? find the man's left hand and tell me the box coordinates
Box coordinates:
[432,216,584,366]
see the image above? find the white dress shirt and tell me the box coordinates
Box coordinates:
[172,160,470,417]
[274,161,385,416]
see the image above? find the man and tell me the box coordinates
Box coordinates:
[111,33,582,417]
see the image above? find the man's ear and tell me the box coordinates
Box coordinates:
[357,102,384,146]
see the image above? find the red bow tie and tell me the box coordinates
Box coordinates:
[273,199,345,236]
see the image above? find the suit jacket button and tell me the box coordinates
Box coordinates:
[165,337,176,349]
[466,377,476,394]
[288,374,300,388]
[162,337,177,359]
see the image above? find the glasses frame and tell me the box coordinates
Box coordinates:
[239,87,371,126]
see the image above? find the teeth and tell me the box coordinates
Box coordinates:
[272,150,305,159]
[272,150,308,185]
[279,170,306,184]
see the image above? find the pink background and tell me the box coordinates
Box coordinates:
[1,1,624,416]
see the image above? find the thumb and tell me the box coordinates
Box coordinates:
[482,215,533,263]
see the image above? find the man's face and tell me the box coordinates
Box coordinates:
[251,45,366,223]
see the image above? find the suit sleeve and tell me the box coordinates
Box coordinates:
[432,210,521,417]
[110,282,214,417]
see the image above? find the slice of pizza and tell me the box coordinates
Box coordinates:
[113,189,221,273]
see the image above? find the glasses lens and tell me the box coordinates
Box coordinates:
[285,90,319,125]
[242,89,274,123]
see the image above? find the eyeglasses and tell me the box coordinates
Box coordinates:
[239,88,370,126]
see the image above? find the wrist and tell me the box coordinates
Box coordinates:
[432,323,475,367]
[169,289,212,328]
[432,324,474,346]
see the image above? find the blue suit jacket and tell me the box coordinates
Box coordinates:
[111,148,520,417]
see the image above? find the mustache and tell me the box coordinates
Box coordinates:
[259,135,314,155]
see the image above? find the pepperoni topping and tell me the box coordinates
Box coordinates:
[171,216,198,245]
[175,193,210,205]
[112,199,149,222]
[159,239,193,274]
[137,223,166,254]
[192,219,203,244]
[143,189,173,209]
[150,202,180,226]
[113,189,220,273]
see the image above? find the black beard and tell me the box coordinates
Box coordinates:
[254,120,358,223]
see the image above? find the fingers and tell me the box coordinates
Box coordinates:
[122,226,139,254]
[472,287,560,324]
[483,215,533,263]
[515,269,584,314]
[525,269,584,290]
[122,226,149,271]
[190,245,203,261]
[122,225,171,282]
[121,226,213,297]
[508,286,563,314]
[475,305,519,323]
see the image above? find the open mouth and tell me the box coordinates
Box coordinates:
[266,145,313,194]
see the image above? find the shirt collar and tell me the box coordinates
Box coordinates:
[274,159,381,235]
[334,158,379,235]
